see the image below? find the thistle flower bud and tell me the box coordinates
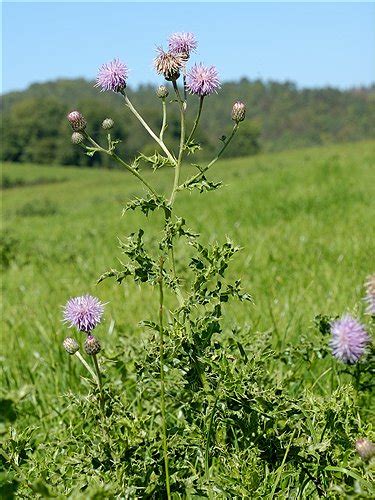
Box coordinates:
[231,101,246,123]
[67,111,87,132]
[63,337,80,355]
[156,85,169,99]
[102,118,114,130]
[71,132,84,144]
[356,439,375,461]
[84,335,101,356]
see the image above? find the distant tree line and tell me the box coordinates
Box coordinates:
[1,78,374,167]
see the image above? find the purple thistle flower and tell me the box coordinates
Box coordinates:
[168,32,197,60]
[95,58,128,93]
[186,64,220,97]
[364,274,375,315]
[63,295,104,333]
[330,314,370,364]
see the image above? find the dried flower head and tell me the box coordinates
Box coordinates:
[154,48,183,81]
[71,132,84,144]
[63,295,104,333]
[186,64,220,97]
[96,58,128,93]
[63,337,80,355]
[156,85,169,99]
[102,118,114,130]
[67,111,87,132]
[330,315,369,364]
[168,32,197,60]
[356,438,375,461]
[231,101,246,123]
[84,334,101,356]
[364,274,375,315]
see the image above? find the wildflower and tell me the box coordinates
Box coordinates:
[102,118,114,130]
[96,58,128,92]
[231,101,246,123]
[186,64,220,97]
[63,337,80,355]
[84,334,101,355]
[71,132,84,144]
[67,111,87,132]
[364,274,375,315]
[63,295,104,333]
[156,85,169,99]
[356,438,375,461]
[168,32,197,60]
[154,48,183,81]
[330,314,369,364]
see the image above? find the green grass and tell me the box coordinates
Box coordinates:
[1,141,375,497]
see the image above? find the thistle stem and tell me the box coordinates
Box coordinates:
[185,96,204,146]
[179,123,239,190]
[75,351,97,381]
[110,152,159,197]
[160,98,167,142]
[122,93,176,166]
[92,353,104,405]
[169,81,186,205]
[158,257,171,500]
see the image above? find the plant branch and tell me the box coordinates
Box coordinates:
[169,81,186,205]
[159,98,168,142]
[185,96,204,146]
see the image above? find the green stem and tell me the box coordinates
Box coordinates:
[160,98,167,142]
[205,394,220,482]
[75,351,97,381]
[158,258,171,499]
[122,93,176,166]
[185,96,204,146]
[179,123,239,190]
[169,81,186,205]
[110,152,159,197]
[92,354,104,406]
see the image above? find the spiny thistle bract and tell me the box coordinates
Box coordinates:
[63,337,79,355]
[102,118,114,130]
[231,101,246,123]
[71,131,84,144]
[84,335,101,356]
[67,111,87,132]
[156,85,169,99]
[63,295,104,333]
[330,314,370,364]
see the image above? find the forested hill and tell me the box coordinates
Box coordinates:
[1,78,374,167]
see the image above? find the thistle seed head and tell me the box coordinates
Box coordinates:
[356,439,375,461]
[67,111,87,132]
[102,118,114,130]
[84,335,102,356]
[231,101,246,123]
[63,337,80,355]
[154,48,183,82]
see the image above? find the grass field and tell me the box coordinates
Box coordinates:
[1,141,375,497]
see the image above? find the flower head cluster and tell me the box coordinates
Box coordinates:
[154,48,183,81]
[168,32,197,60]
[96,58,128,93]
[364,274,375,315]
[67,111,86,132]
[186,64,220,97]
[63,295,104,333]
[330,314,369,364]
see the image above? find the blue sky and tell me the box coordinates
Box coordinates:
[2,2,374,93]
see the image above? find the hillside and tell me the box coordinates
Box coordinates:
[1,78,374,167]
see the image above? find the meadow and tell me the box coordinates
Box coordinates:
[1,140,375,498]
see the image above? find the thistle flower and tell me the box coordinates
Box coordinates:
[84,334,101,355]
[96,58,128,93]
[156,85,169,99]
[168,32,197,60]
[71,132,84,144]
[356,439,375,461]
[364,274,375,315]
[67,111,87,132]
[63,295,104,333]
[63,337,80,355]
[231,101,246,123]
[102,118,114,130]
[186,64,220,97]
[154,48,183,81]
[330,315,370,364]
